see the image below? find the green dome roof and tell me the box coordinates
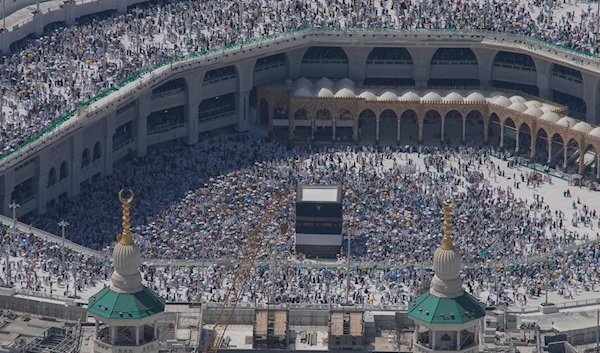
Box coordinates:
[408,291,485,325]
[88,286,165,320]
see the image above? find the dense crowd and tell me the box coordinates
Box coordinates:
[1,0,599,155]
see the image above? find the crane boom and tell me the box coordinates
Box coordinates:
[203,190,286,353]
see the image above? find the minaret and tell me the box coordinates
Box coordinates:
[408,196,485,353]
[88,190,165,353]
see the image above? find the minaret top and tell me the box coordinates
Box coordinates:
[429,196,463,298]
[110,189,143,294]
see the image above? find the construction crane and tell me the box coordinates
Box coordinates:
[203,189,287,353]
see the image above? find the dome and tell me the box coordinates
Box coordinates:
[315,87,334,98]
[540,105,555,113]
[444,92,464,103]
[493,96,512,107]
[359,90,377,101]
[315,77,334,89]
[557,116,576,127]
[378,90,398,101]
[335,87,356,98]
[590,127,600,138]
[293,77,313,89]
[422,91,442,102]
[489,91,507,98]
[523,107,544,118]
[573,121,593,133]
[465,92,486,103]
[111,242,143,294]
[525,100,543,108]
[335,78,355,89]
[430,246,464,298]
[540,112,561,123]
[508,101,528,112]
[292,87,313,97]
[399,91,421,102]
[510,95,526,103]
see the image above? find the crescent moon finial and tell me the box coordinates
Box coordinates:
[118,189,135,204]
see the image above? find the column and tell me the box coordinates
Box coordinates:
[406,48,438,86]
[578,147,585,174]
[396,118,401,144]
[413,325,419,346]
[530,133,536,159]
[596,155,600,179]
[33,13,43,37]
[135,326,139,345]
[135,115,148,158]
[154,321,158,340]
[441,118,445,142]
[344,47,373,83]
[111,326,117,344]
[70,132,83,197]
[471,48,497,87]
[36,154,48,215]
[104,112,115,176]
[332,119,337,141]
[0,32,9,55]
[431,331,436,349]
[483,118,489,144]
[95,321,99,339]
[462,118,466,142]
[375,118,380,143]
[582,72,600,125]
[185,101,199,145]
[1,170,14,216]
[235,90,250,133]
[515,130,520,153]
[353,117,359,144]
[457,330,461,350]
[533,58,552,100]
[500,125,504,147]
[563,144,568,169]
[547,141,552,163]
[311,119,315,140]
[418,118,424,143]
[286,48,306,79]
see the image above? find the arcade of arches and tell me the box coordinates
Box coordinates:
[258,87,600,178]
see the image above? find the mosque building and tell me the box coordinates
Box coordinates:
[87,190,165,353]
[408,197,486,353]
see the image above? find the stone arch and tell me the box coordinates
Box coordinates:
[552,63,583,83]
[273,101,289,120]
[366,47,413,63]
[534,127,549,163]
[443,110,463,144]
[259,99,269,126]
[151,77,187,96]
[517,122,532,154]
[424,110,442,143]
[400,109,418,144]
[47,168,57,188]
[338,109,353,120]
[316,108,332,120]
[582,144,599,177]
[565,137,580,172]
[380,109,397,120]
[302,47,349,62]
[488,113,501,145]
[254,53,287,71]
[81,148,90,168]
[59,161,69,181]
[465,110,485,143]
[503,117,516,129]
[294,108,309,120]
[492,51,536,71]
[93,141,102,161]
[203,65,237,85]
[359,109,376,120]
[431,48,477,62]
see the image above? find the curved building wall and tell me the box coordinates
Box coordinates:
[1,29,600,217]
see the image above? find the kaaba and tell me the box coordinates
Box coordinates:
[295,185,343,258]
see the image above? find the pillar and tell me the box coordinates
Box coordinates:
[413,325,419,345]
[563,144,568,169]
[116,0,127,14]
[104,112,115,176]
[33,13,43,37]
[236,90,250,133]
[483,118,489,143]
[457,330,461,350]
[36,153,48,215]
[111,326,116,344]
[515,129,520,153]
[406,48,437,86]
[500,124,504,147]
[95,321,99,339]
[135,115,148,158]
[185,76,202,146]
[471,48,497,87]
[418,118,424,143]
[0,32,9,55]
[578,147,585,174]
[582,72,600,125]
[431,331,436,349]
[441,118,445,142]
[344,47,373,84]
[135,326,139,345]
[332,120,336,141]
[462,118,466,142]
[533,58,552,100]
[154,321,158,339]
[596,154,600,179]
[530,133,536,159]
[311,119,315,140]
[288,116,295,140]
[0,170,14,216]
[285,48,307,79]
[353,118,359,143]
[375,118,380,143]
[548,140,552,164]
[64,2,76,25]
[70,132,83,197]
[397,118,401,144]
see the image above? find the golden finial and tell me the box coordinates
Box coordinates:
[439,195,455,250]
[117,189,135,245]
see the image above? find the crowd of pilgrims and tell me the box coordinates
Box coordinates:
[0,134,591,305]
[1,0,600,154]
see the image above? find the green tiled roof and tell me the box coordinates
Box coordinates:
[408,291,485,325]
[88,286,165,320]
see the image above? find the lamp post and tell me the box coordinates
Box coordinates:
[57,220,69,264]
[7,201,20,286]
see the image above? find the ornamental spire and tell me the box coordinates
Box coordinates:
[117,189,135,245]
[440,196,454,250]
